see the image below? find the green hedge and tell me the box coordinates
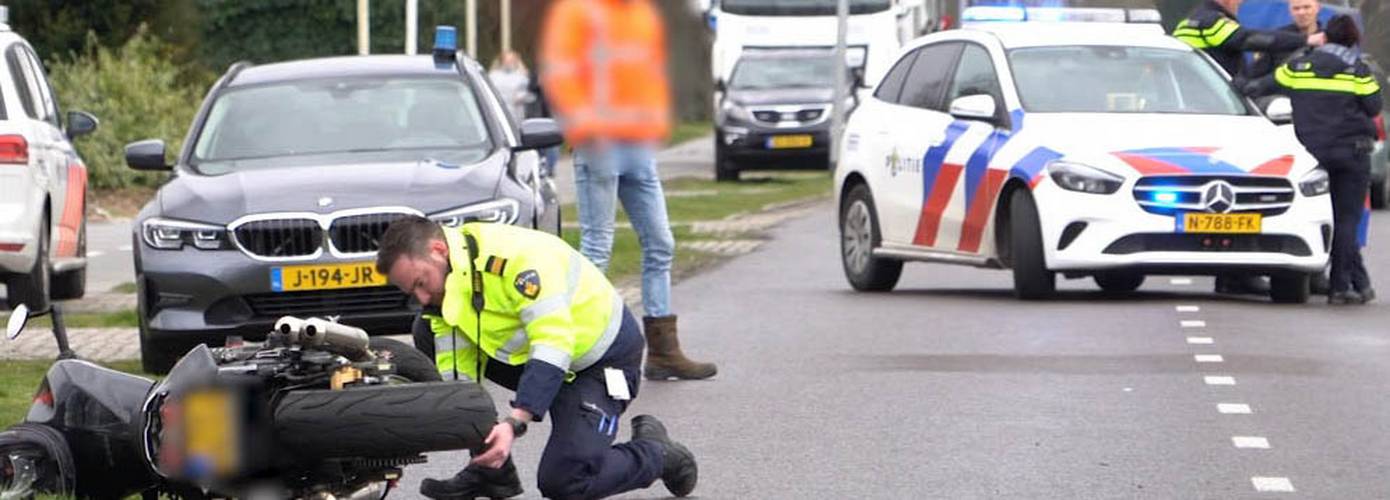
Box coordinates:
[47,30,209,189]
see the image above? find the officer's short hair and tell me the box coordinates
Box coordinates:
[1326,14,1360,47]
[376,215,445,275]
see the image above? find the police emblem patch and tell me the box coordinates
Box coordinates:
[515,270,541,299]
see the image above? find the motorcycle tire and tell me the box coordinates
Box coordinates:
[368,337,441,382]
[0,423,76,497]
[273,382,495,460]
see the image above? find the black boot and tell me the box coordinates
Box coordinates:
[631,415,698,497]
[1329,290,1364,305]
[419,457,523,500]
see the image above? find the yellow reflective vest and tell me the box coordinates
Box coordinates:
[426,223,624,383]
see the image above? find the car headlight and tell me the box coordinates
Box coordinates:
[142,218,232,250]
[1299,168,1330,196]
[428,199,520,227]
[1047,161,1124,194]
[721,101,752,123]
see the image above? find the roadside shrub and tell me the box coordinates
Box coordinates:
[46,28,210,189]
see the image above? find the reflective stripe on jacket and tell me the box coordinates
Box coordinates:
[1273,49,1384,152]
[1173,0,1307,77]
[427,223,624,417]
[540,0,671,144]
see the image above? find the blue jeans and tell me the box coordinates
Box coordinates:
[574,143,675,317]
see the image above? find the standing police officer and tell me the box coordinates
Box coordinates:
[378,216,699,498]
[1174,0,1325,295]
[1249,15,1380,304]
[1247,0,1324,82]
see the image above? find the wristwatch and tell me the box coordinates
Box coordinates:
[503,416,528,438]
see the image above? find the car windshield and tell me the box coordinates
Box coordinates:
[721,0,891,16]
[191,76,493,172]
[1008,46,1248,115]
[731,56,839,90]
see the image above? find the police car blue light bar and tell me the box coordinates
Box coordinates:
[434,25,458,59]
[961,6,1161,24]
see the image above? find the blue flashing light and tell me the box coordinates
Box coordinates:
[1152,191,1180,204]
[434,26,458,59]
[961,6,1028,22]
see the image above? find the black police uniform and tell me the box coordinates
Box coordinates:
[1262,46,1382,295]
[1174,0,1309,78]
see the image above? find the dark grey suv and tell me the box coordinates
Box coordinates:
[125,53,562,372]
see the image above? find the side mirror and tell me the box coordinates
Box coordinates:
[715,79,727,93]
[949,94,997,122]
[851,67,866,89]
[6,303,29,340]
[125,139,171,171]
[516,118,564,151]
[65,111,99,139]
[1264,96,1293,124]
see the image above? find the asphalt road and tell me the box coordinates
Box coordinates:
[395,202,1390,499]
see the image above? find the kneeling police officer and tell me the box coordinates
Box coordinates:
[377,216,698,498]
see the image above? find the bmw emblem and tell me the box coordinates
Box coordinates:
[318,197,334,208]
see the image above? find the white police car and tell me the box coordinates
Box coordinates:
[0,6,100,311]
[835,7,1331,303]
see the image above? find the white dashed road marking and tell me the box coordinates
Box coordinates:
[1218,403,1252,414]
[1204,376,1237,386]
[1187,337,1214,345]
[1252,477,1295,493]
[1176,305,1200,312]
[1181,320,1207,328]
[1233,436,1271,449]
[87,251,105,258]
[1194,354,1224,363]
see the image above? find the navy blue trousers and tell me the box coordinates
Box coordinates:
[413,307,664,499]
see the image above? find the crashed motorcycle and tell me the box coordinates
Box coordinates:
[0,305,495,499]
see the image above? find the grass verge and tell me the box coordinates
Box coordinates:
[561,171,832,284]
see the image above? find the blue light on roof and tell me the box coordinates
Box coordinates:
[434,25,458,58]
[962,6,1028,22]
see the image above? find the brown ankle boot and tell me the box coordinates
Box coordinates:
[643,315,717,381]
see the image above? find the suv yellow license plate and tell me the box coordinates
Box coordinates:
[1181,213,1262,234]
[271,262,386,292]
[767,135,813,149]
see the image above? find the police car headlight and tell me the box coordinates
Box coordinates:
[142,218,232,251]
[1047,161,1124,194]
[1299,168,1330,196]
[428,199,520,227]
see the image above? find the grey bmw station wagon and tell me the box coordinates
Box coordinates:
[125,50,562,372]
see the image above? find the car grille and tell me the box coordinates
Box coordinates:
[1102,233,1312,256]
[330,212,413,254]
[749,105,829,126]
[244,286,410,317]
[1132,175,1295,216]
[233,219,322,258]
[231,209,421,259]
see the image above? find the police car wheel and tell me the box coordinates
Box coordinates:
[840,183,902,291]
[1009,189,1055,300]
[1269,272,1310,304]
[1094,271,1145,294]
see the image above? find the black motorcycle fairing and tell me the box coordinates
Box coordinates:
[24,360,157,497]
